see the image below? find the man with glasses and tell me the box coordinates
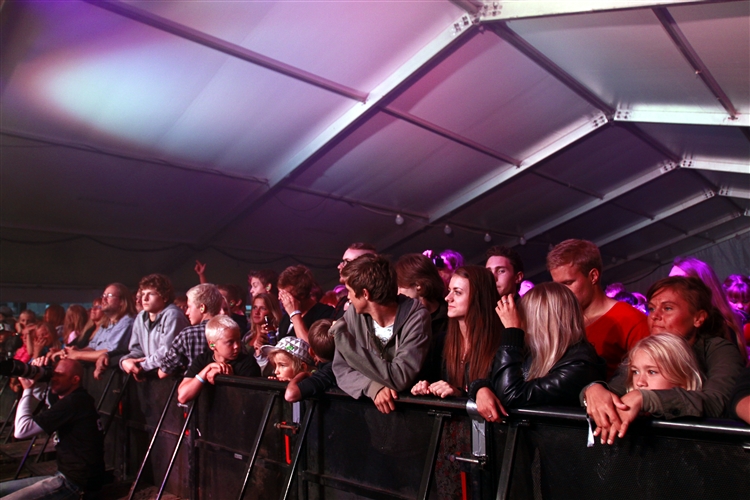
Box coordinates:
[60,283,136,379]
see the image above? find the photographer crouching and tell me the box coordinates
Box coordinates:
[0,358,105,499]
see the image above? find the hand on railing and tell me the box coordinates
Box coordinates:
[475,387,507,423]
[584,383,630,445]
[93,353,109,380]
[374,387,398,414]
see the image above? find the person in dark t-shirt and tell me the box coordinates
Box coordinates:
[2,359,105,499]
[177,315,260,404]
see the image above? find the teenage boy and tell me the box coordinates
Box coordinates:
[485,245,525,298]
[547,239,649,379]
[333,254,431,414]
[333,243,377,319]
[158,284,224,378]
[120,274,190,381]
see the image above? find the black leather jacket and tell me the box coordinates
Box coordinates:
[469,328,605,408]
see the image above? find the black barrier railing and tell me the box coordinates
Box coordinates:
[3,369,749,500]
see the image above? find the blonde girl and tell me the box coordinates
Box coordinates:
[625,333,703,392]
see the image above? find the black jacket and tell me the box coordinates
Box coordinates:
[469,328,605,408]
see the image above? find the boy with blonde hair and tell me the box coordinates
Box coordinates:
[177,315,260,403]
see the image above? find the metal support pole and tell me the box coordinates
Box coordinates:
[279,401,316,500]
[13,434,37,479]
[495,420,527,500]
[96,369,118,411]
[103,373,131,438]
[33,433,53,464]
[156,401,195,500]
[126,378,179,500]
[0,397,18,442]
[0,376,10,401]
[417,410,451,500]
[237,393,277,500]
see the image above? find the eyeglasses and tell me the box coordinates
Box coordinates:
[339,259,353,268]
[102,293,120,300]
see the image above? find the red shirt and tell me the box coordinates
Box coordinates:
[586,301,650,380]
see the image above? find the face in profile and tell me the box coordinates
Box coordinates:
[446,275,470,320]
[629,350,675,390]
[250,278,266,299]
[211,328,241,362]
[550,263,595,310]
[185,298,204,326]
[272,352,297,382]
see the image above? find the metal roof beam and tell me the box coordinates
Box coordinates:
[604,211,747,271]
[83,0,367,102]
[653,7,739,119]
[488,23,615,115]
[718,186,750,200]
[431,113,607,224]
[378,113,608,253]
[523,161,679,240]
[614,108,749,127]
[0,130,267,184]
[478,0,736,21]
[380,107,519,165]
[681,158,750,175]
[597,190,715,247]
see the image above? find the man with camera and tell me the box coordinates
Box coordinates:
[0,358,105,499]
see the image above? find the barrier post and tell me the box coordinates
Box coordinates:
[495,419,528,500]
[279,400,316,500]
[156,401,195,500]
[0,397,18,443]
[417,410,451,500]
[126,378,179,500]
[236,393,277,500]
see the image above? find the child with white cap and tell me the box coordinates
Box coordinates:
[261,336,314,382]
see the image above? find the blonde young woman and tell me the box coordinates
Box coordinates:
[470,282,605,420]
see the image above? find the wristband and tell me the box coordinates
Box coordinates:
[289,310,302,319]
[195,374,206,384]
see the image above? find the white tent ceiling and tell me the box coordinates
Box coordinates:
[1,0,749,299]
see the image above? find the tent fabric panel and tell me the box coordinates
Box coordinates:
[669,1,750,112]
[119,0,465,92]
[0,135,265,243]
[507,8,725,111]
[292,111,509,214]
[389,30,600,160]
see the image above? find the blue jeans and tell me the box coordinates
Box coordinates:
[0,473,82,499]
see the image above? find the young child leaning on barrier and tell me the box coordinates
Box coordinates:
[624,333,703,394]
[261,336,315,383]
[177,315,261,404]
[285,319,338,402]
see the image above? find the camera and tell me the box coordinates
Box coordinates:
[0,357,55,382]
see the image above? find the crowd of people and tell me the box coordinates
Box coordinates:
[1,239,749,498]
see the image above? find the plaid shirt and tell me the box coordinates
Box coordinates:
[159,320,209,376]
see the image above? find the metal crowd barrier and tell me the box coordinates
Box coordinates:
[3,368,750,499]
